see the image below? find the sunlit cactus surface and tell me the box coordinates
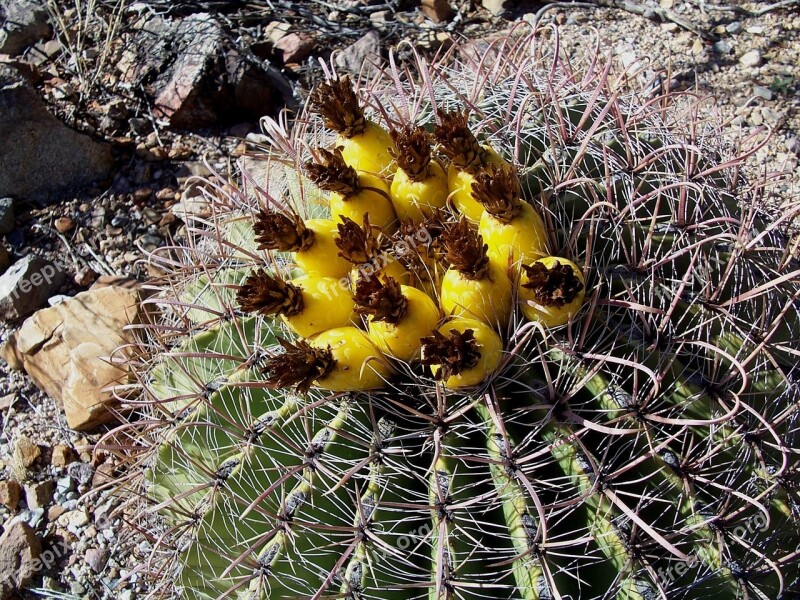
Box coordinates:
[126,26,800,600]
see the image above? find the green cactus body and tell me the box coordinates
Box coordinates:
[125,28,800,600]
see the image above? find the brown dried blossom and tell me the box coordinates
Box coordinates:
[472,165,523,223]
[522,261,584,308]
[309,76,366,138]
[264,338,335,394]
[236,270,304,316]
[390,125,434,180]
[253,210,315,252]
[434,110,487,173]
[420,328,481,381]
[442,218,489,280]
[335,214,389,265]
[304,148,360,197]
[353,275,408,325]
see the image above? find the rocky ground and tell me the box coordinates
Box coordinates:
[0,0,798,598]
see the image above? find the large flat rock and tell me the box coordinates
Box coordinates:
[0,65,113,204]
[5,285,144,431]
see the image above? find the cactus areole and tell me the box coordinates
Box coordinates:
[128,27,800,600]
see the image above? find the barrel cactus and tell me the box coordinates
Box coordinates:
[126,26,800,600]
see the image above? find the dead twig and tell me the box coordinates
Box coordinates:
[688,0,799,16]
[530,0,714,40]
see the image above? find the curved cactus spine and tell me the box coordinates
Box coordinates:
[118,24,800,600]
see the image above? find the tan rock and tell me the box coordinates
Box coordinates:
[0,332,24,370]
[421,0,452,23]
[47,504,67,521]
[10,286,144,431]
[51,444,76,468]
[0,521,42,598]
[13,436,41,470]
[0,479,22,510]
[482,0,506,15]
[24,480,54,510]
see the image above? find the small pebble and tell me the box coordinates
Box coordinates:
[54,216,75,233]
[739,49,762,68]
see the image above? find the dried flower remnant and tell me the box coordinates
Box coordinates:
[354,276,408,325]
[304,148,360,197]
[264,338,335,394]
[335,214,389,265]
[522,260,584,308]
[236,269,304,316]
[253,210,315,252]
[434,110,487,173]
[309,75,366,138]
[420,328,481,380]
[472,165,523,223]
[442,218,490,280]
[390,125,434,181]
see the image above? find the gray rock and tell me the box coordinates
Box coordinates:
[85,547,109,573]
[786,136,800,155]
[120,13,295,129]
[335,30,381,77]
[713,40,733,55]
[0,255,65,321]
[55,476,73,497]
[0,0,50,56]
[726,21,742,34]
[0,521,42,599]
[0,197,13,234]
[753,85,773,101]
[0,66,113,204]
[67,462,94,486]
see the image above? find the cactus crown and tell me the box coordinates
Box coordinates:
[122,26,800,600]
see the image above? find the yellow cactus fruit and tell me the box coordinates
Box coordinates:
[434,110,510,222]
[305,147,397,232]
[236,270,355,338]
[252,211,352,278]
[264,330,391,393]
[353,275,441,362]
[473,165,549,272]
[518,257,586,327]
[439,218,512,327]
[388,125,449,221]
[420,317,503,388]
[309,76,396,176]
